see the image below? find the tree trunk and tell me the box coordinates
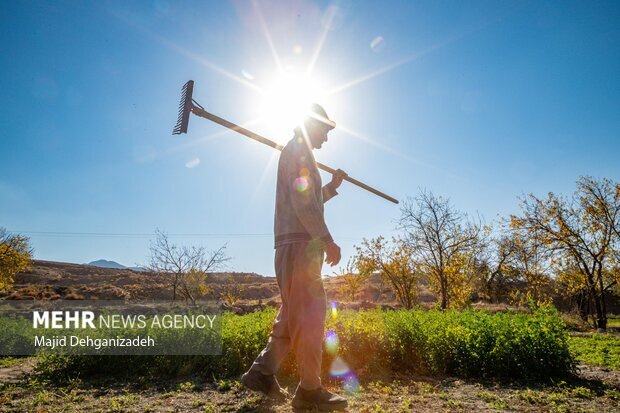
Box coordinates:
[597,271,608,330]
[585,267,607,330]
[440,275,448,310]
[591,288,607,330]
[576,290,588,322]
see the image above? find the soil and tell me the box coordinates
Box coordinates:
[0,358,618,412]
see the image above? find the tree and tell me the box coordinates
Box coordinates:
[185,268,213,302]
[510,176,620,329]
[336,258,369,302]
[476,233,519,303]
[505,228,553,308]
[355,236,420,309]
[0,228,33,291]
[219,275,245,306]
[146,229,229,304]
[399,190,481,309]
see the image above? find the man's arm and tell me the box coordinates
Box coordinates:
[289,169,334,244]
[322,183,338,203]
[289,172,342,265]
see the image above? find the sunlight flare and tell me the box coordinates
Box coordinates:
[251,0,283,73]
[258,71,329,135]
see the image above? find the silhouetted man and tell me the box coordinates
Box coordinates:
[241,103,348,411]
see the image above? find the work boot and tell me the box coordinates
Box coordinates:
[240,369,289,401]
[291,386,348,411]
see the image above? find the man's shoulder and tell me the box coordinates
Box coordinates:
[280,137,313,165]
[282,136,307,154]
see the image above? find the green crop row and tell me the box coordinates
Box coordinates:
[32,305,575,382]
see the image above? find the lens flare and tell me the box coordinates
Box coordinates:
[294,177,309,192]
[370,35,385,52]
[325,329,339,355]
[329,356,350,378]
[343,373,360,394]
[331,301,338,319]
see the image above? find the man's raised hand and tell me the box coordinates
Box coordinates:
[329,169,348,190]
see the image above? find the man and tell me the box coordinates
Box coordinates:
[241,103,348,411]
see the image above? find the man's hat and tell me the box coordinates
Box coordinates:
[307,103,336,130]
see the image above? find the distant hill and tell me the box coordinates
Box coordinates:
[2,259,415,305]
[87,259,145,271]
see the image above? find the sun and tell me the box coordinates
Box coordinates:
[258,70,328,138]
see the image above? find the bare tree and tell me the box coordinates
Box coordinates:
[146,229,230,304]
[510,176,620,329]
[399,190,481,309]
[476,233,517,303]
[505,227,553,307]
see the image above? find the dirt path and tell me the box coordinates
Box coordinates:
[0,358,36,385]
[1,358,619,412]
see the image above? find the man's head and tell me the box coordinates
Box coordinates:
[295,103,336,150]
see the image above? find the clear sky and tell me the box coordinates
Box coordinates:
[1,0,619,276]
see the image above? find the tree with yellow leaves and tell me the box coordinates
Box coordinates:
[0,227,33,291]
[354,236,420,309]
[510,176,620,330]
[336,258,369,302]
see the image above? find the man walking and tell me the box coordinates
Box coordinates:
[241,103,348,411]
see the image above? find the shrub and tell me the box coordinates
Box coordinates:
[0,228,33,291]
[33,306,575,382]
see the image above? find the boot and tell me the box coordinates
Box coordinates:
[292,385,348,411]
[240,369,289,401]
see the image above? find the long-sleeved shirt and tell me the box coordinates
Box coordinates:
[274,136,338,248]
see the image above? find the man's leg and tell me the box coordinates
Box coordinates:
[288,241,327,390]
[288,242,347,411]
[248,302,291,375]
[247,244,294,375]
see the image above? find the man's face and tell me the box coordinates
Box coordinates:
[307,122,330,149]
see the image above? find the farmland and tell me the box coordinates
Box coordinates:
[0,261,618,412]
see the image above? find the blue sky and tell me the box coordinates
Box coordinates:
[1,0,619,276]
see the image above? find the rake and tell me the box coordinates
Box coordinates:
[173,80,398,204]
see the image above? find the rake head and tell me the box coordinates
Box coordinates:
[172,80,194,134]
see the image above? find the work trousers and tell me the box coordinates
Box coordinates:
[249,241,327,390]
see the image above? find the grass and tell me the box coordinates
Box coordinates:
[608,316,620,328]
[569,333,620,369]
[0,356,27,368]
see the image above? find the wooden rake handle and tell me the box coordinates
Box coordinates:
[190,105,399,205]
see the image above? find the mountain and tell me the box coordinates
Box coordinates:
[86,259,146,271]
[87,259,128,269]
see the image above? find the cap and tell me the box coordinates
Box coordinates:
[307,103,336,130]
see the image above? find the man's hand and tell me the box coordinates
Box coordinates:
[325,241,341,266]
[329,169,348,190]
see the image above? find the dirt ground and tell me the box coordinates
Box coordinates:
[0,358,618,412]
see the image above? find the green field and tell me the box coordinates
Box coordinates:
[570,333,620,370]
[31,305,575,382]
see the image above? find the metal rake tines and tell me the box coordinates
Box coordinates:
[172,80,194,135]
